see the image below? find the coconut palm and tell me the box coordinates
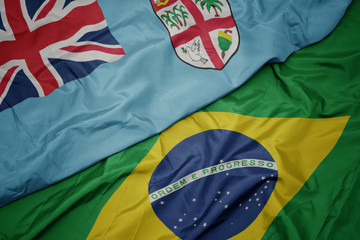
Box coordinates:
[195,0,223,17]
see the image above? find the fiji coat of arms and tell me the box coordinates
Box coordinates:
[151,0,239,70]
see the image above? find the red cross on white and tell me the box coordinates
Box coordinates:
[0,0,125,105]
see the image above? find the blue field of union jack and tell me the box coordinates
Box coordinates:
[0,0,125,112]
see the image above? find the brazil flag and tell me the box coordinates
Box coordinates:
[0,1,359,239]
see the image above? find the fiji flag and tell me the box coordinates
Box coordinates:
[0,1,359,239]
[0,0,125,111]
[0,0,352,207]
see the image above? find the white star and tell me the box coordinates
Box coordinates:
[226,173,229,176]
[271,174,274,177]
[245,206,249,210]
[220,200,222,203]
[174,226,177,229]
[217,191,221,194]
[224,204,228,209]
[231,222,234,225]
[261,191,263,194]
[256,198,259,201]
[203,223,207,227]
[220,159,224,163]
[239,203,242,207]
[226,191,230,195]
[261,176,265,180]
[214,198,217,202]
[266,180,270,183]
[194,224,197,227]
[258,203,261,206]
[194,217,197,221]
[192,198,196,202]
[264,186,268,189]
[254,193,257,196]
[248,199,252,202]
[160,201,165,205]
[184,213,186,216]
[178,218,183,222]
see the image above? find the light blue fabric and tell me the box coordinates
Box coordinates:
[0,0,351,206]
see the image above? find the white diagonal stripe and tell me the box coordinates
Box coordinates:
[149,159,277,203]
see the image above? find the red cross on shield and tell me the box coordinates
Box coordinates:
[151,0,239,70]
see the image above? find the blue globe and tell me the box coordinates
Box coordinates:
[149,129,278,239]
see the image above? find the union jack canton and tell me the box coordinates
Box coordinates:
[0,0,125,112]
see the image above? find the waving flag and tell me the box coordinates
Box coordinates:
[0,1,359,239]
[88,113,349,240]
[0,0,352,207]
[0,0,124,111]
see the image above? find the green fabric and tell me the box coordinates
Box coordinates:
[204,1,360,238]
[0,136,159,240]
[261,1,360,237]
[0,1,359,239]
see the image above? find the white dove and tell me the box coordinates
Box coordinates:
[185,40,208,64]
